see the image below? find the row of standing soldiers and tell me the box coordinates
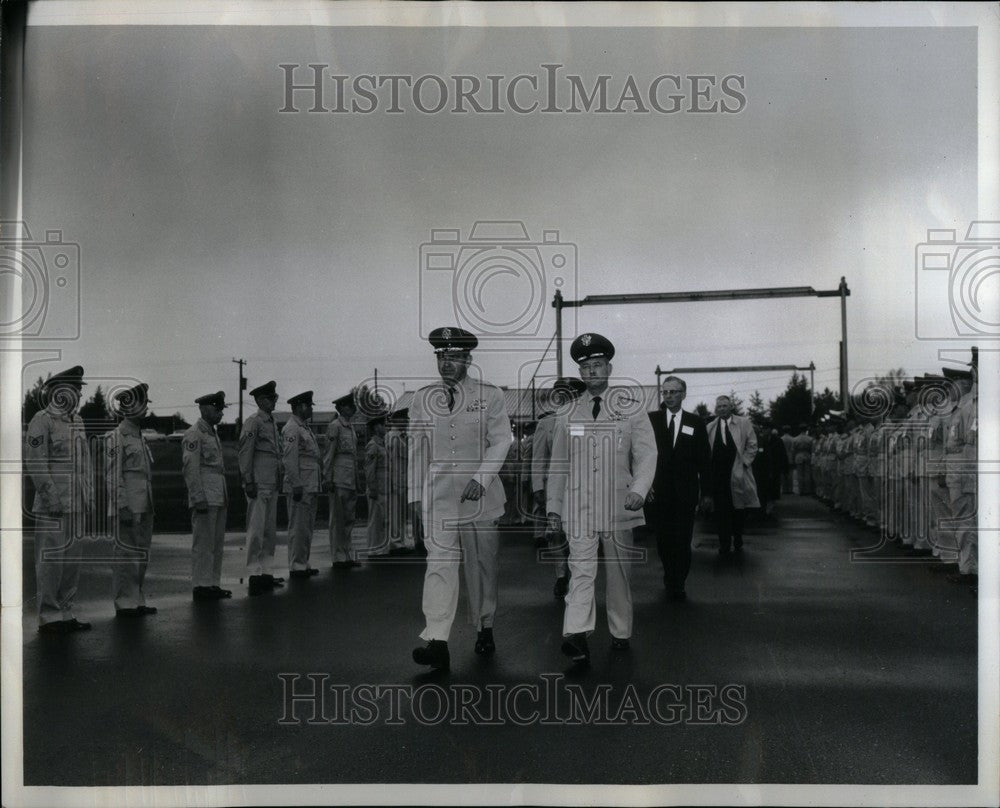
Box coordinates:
[795,356,979,587]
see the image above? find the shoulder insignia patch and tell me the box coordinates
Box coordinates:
[184,439,199,452]
[286,434,296,443]
[28,435,44,448]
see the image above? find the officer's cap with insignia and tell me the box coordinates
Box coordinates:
[429,326,478,354]
[288,390,314,408]
[113,382,151,416]
[570,332,615,364]
[942,367,972,381]
[195,391,228,409]
[332,392,356,409]
[43,365,87,389]
[249,380,278,399]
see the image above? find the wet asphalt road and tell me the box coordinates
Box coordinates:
[19,495,977,785]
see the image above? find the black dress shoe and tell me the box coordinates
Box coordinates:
[331,561,352,570]
[212,586,233,598]
[474,628,495,657]
[248,575,270,596]
[65,618,91,632]
[347,560,361,568]
[289,569,312,579]
[137,605,158,615]
[667,588,687,602]
[115,607,142,618]
[611,637,630,650]
[193,586,218,600]
[553,575,569,600]
[412,640,450,670]
[308,567,320,575]
[560,633,590,664]
[38,620,70,634]
[265,575,285,588]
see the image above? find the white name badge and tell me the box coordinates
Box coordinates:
[570,425,585,437]
[681,425,694,436]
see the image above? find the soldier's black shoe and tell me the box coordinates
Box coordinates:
[38,620,70,634]
[65,618,91,632]
[667,588,687,602]
[348,560,361,568]
[412,640,450,670]
[193,586,219,600]
[265,575,285,588]
[553,575,569,601]
[212,586,233,598]
[331,561,353,570]
[561,633,590,664]
[289,569,312,579]
[115,607,142,618]
[611,637,630,650]
[248,575,270,596]
[137,605,158,615]
[474,628,495,657]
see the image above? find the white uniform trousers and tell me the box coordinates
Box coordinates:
[563,529,634,641]
[191,506,226,587]
[329,487,357,563]
[929,480,957,561]
[287,493,317,571]
[34,512,83,626]
[112,510,154,609]
[420,519,499,642]
[244,490,278,575]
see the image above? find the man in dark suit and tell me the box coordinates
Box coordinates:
[644,376,711,601]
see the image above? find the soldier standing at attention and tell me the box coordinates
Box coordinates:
[326,392,360,569]
[182,391,231,601]
[364,413,390,559]
[26,365,93,633]
[547,333,657,665]
[239,381,285,596]
[283,391,321,579]
[106,382,157,617]
[410,327,512,671]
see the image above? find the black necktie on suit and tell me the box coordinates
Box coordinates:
[714,419,725,450]
[724,419,731,446]
[668,413,676,447]
[447,386,455,412]
[591,396,602,420]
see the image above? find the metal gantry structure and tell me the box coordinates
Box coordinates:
[552,278,851,410]
[654,362,817,414]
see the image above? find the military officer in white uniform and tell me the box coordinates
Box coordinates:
[182,391,231,600]
[532,377,587,601]
[410,327,512,670]
[284,390,322,578]
[26,365,94,633]
[106,382,157,617]
[326,392,360,568]
[547,333,657,665]
[239,380,285,596]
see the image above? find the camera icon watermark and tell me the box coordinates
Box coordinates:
[915,221,1000,339]
[418,220,577,346]
[0,221,81,341]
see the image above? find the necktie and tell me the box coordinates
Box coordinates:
[668,413,676,447]
[591,396,601,420]
[723,419,731,446]
[447,386,456,413]
[714,420,725,450]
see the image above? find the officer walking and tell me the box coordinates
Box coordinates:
[547,333,657,665]
[239,381,285,596]
[283,391,321,578]
[326,392,360,569]
[25,365,94,633]
[106,382,157,617]
[410,327,512,670]
[182,391,231,601]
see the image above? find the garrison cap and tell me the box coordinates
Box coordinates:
[332,392,356,409]
[389,408,409,423]
[249,380,278,399]
[288,390,314,408]
[570,332,615,363]
[195,391,228,409]
[429,326,478,354]
[113,382,151,415]
[367,412,388,426]
[44,365,86,389]
[942,367,973,381]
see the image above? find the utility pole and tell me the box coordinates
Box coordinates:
[232,357,247,431]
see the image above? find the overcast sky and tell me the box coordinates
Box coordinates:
[19,20,979,421]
